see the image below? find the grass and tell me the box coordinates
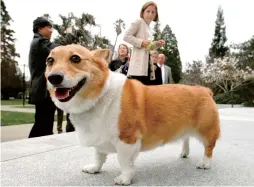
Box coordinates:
[1,111,66,126]
[1,99,29,106]
[1,111,35,126]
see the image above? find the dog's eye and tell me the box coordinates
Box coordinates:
[70,55,81,63]
[46,57,54,66]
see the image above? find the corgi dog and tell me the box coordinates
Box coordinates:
[45,44,220,185]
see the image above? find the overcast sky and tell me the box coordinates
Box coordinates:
[4,0,254,77]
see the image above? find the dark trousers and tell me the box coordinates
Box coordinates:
[128,75,151,85]
[57,107,64,133]
[29,97,56,138]
[56,108,75,133]
[66,113,75,132]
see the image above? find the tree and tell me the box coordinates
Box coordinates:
[208,6,229,61]
[202,57,254,93]
[51,13,111,50]
[92,35,111,50]
[73,13,96,48]
[160,25,182,83]
[1,0,22,99]
[234,76,254,106]
[52,13,75,44]
[42,13,53,22]
[182,60,205,86]
[111,19,125,61]
[153,21,162,43]
[231,35,254,70]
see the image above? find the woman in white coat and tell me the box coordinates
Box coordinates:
[123,1,165,85]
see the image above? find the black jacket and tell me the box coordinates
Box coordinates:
[109,57,129,75]
[28,33,75,104]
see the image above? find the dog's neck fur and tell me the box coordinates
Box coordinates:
[53,71,127,114]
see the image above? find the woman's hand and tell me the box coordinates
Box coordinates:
[156,40,165,47]
[142,40,151,48]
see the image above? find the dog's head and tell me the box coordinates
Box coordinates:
[45,44,110,113]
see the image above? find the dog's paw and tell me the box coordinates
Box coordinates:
[82,164,101,174]
[114,174,132,186]
[180,151,189,158]
[196,158,211,169]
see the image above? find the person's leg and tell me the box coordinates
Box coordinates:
[56,108,63,133]
[29,97,56,138]
[66,113,75,132]
[44,98,56,135]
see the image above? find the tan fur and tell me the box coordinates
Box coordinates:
[45,45,220,185]
[45,44,220,160]
[119,80,220,157]
[45,45,109,100]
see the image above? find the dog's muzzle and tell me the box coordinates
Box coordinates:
[48,72,87,102]
[48,72,64,86]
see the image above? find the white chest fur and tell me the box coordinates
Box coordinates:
[70,72,127,153]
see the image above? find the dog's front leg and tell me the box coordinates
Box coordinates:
[114,139,141,185]
[82,148,107,174]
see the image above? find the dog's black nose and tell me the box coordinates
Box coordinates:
[48,72,64,85]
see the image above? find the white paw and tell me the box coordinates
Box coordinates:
[82,164,101,174]
[114,174,132,185]
[196,157,211,169]
[180,151,189,158]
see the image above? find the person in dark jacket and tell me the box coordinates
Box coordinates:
[28,17,76,138]
[109,44,129,75]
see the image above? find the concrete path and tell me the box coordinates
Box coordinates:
[1,122,68,142]
[0,104,245,143]
[1,104,243,113]
[1,107,254,186]
[1,105,35,113]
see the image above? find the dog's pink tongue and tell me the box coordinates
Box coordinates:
[55,88,70,99]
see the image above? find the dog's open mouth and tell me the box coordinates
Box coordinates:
[54,78,87,102]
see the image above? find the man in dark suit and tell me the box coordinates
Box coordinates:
[158,54,174,84]
[28,17,76,138]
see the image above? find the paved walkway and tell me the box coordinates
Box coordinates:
[1,104,243,113]
[0,122,68,142]
[1,107,254,186]
[0,104,249,143]
[1,105,35,113]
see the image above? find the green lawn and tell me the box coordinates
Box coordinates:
[1,99,29,106]
[1,111,35,126]
[1,111,66,126]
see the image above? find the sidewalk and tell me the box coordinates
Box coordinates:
[1,107,254,186]
[0,121,67,142]
[0,104,251,143]
[1,105,35,113]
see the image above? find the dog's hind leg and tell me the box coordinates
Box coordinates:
[180,137,190,158]
[196,120,220,169]
[196,140,216,169]
[114,139,141,185]
[194,103,220,169]
[82,149,107,174]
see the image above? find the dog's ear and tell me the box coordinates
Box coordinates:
[90,49,110,62]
